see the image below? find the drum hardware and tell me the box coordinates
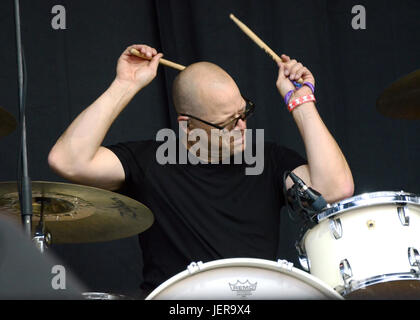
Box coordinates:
[288,171,328,212]
[276,259,294,271]
[295,244,310,272]
[397,205,410,226]
[366,220,375,229]
[408,247,420,273]
[295,241,311,272]
[187,261,204,274]
[329,218,343,239]
[32,227,52,253]
[283,171,328,236]
[338,259,353,295]
[31,197,52,253]
[334,246,420,296]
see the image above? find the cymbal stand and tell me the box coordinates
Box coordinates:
[14,0,33,237]
[32,197,52,253]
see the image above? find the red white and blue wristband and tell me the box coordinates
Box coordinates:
[288,94,316,112]
[284,81,315,105]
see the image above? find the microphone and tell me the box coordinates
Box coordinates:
[289,172,328,211]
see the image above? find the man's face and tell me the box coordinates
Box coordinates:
[187,87,248,160]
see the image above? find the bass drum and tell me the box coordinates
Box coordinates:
[297,191,420,299]
[145,258,342,300]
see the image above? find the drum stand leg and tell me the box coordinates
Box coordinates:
[32,230,52,253]
[32,204,52,253]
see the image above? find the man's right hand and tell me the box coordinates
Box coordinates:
[115,44,163,91]
[48,44,163,192]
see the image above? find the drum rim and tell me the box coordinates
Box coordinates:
[145,257,342,300]
[339,272,420,296]
[317,191,420,222]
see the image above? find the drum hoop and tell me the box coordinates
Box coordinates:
[340,272,420,295]
[145,258,342,300]
[317,191,420,222]
[296,191,420,259]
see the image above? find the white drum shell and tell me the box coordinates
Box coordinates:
[302,193,420,291]
[146,258,342,300]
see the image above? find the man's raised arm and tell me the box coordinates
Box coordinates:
[48,45,162,191]
[276,54,354,203]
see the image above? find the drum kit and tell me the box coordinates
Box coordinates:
[1,67,420,299]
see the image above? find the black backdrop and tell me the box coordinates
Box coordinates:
[0,0,419,295]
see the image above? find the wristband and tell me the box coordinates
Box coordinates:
[288,94,316,112]
[303,82,315,94]
[285,82,315,106]
[284,90,294,105]
[292,81,303,89]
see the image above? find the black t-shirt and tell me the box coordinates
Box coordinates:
[106,140,306,292]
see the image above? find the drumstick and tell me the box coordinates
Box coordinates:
[229,14,304,84]
[130,48,186,71]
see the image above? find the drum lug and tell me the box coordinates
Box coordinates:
[408,247,420,273]
[398,206,410,226]
[339,259,353,294]
[277,259,294,271]
[297,255,310,272]
[295,241,310,272]
[329,218,343,239]
[187,261,203,275]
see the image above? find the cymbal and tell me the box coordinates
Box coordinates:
[376,70,420,119]
[0,181,154,244]
[0,106,17,138]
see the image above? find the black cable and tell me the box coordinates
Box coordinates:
[282,170,299,223]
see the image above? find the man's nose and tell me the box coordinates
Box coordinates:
[235,118,247,130]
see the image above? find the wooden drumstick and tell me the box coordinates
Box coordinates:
[229,14,304,84]
[130,48,186,71]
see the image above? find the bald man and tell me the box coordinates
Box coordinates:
[48,44,354,297]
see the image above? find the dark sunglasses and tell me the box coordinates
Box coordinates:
[179,97,255,131]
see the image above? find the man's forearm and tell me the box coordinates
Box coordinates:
[291,91,354,201]
[49,79,139,170]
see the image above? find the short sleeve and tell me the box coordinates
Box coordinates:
[105,140,156,193]
[268,142,307,187]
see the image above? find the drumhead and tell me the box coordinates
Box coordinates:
[317,191,420,222]
[146,258,342,300]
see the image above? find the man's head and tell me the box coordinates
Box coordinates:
[172,62,250,161]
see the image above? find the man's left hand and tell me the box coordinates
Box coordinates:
[276,54,315,98]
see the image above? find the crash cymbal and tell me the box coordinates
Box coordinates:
[0,106,17,138]
[376,69,420,119]
[0,181,154,244]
